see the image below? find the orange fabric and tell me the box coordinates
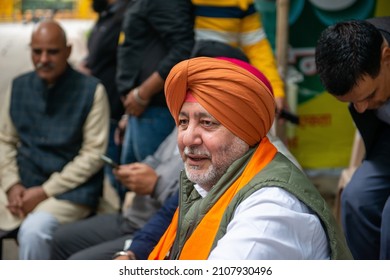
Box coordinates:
[164,57,275,146]
[148,209,179,260]
[148,136,277,260]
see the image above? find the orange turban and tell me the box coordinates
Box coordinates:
[164,57,275,146]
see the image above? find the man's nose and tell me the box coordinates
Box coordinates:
[181,124,202,147]
[39,51,49,63]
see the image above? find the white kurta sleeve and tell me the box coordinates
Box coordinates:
[208,187,330,260]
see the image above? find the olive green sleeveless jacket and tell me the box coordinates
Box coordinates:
[174,151,353,260]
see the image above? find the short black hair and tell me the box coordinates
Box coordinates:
[315,20,383,96]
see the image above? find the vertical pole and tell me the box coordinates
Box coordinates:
[276,0,289,80]
[274,0,290,141]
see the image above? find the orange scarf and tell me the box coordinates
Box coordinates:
[148,136,277,260]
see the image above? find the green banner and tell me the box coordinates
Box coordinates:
[256,0,389,169]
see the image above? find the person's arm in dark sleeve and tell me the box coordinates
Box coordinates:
[147,0,195,80]
[127,191,179,260]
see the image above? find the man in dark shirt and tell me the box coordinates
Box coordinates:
[116,0,194,172]
[77,0,129,202]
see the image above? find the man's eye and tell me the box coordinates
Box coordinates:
[178,119,188,126]
[47,49,60,55]
[32,49,60,55]
[32,49,42,55]
[202,120,215,127]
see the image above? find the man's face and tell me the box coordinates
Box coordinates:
[336,70,390,113]
[177,102,249,191]
[336,47,390,113]
[30,28,70,85]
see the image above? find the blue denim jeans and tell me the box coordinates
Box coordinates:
[18,212,60,259]
[119,106,175,198]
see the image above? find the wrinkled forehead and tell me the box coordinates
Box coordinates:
[179,101,213,119]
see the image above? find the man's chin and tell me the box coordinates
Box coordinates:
[185,168,204,180]
[185,166,215,184]
[37,73,55,84]
[185,166,201,177]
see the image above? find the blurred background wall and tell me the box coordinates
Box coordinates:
[0,0,96,22]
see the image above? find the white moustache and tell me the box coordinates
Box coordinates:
[36,62,54,70]
[184,146,210,157]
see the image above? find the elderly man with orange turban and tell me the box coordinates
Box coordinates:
[149,57,352,260]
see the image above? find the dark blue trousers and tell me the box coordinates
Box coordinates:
[341,126,390,259]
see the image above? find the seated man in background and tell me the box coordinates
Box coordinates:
[50,127,182,260]
[0,19,109,259]
[148,57,352,260]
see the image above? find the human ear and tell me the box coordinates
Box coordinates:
[65,45,72,59]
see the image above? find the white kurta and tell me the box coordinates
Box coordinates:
[193,185,330,260]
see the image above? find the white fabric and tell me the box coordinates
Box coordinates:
[194,29,266,47]
[206,187,330,260]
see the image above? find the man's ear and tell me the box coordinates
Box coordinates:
[381,38,390,61]
[65,44,72,59]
